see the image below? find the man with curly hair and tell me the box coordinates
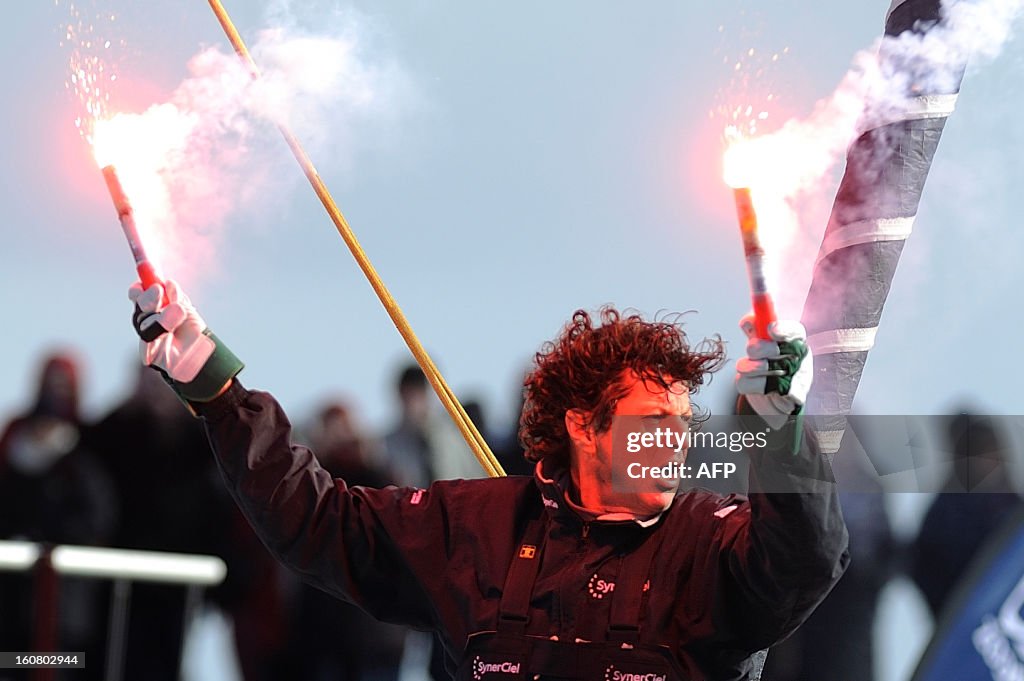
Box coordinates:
[127,280,848,681]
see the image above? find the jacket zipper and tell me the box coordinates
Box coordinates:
[582,521,591,539]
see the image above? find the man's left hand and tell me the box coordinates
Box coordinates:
[735,315,812,430]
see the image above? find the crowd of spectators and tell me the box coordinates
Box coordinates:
[1,351,1021,681]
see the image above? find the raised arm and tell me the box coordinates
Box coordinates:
[721,315,850,648]
[127,279,447,628]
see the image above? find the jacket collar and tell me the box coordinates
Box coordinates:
[532,459,662,528]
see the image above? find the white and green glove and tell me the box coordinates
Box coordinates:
[128,280,243,403]
[735,314,812,430]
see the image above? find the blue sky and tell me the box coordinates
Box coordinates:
[3,0,1022,436]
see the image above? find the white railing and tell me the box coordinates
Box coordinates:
[0,541,226,584]
[0,540,227,681]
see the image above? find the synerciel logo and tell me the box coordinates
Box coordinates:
[603,665,667,681]
[472,656,522,680]
[588,573,615,599]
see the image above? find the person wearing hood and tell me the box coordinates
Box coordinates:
[0,352,115,681]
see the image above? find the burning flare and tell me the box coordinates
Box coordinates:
[89,109,198,275]
[721,134,758,190]
[91,111,197,293]
[723,137,778,341]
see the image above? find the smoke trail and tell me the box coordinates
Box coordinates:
[75,3,413,286]
[796,0,1024,340]
[794,0,1024,455]
[729,0,1024,314]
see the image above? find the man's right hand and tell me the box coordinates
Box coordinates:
[129,280,243,403]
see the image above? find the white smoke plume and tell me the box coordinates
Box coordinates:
[85,3,413,286]
[728,0,1024,315]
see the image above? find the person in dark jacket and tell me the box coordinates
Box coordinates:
[0,353,115,681]
[909,413,1023,619]
[86,363,244,681]
[125,280,849,680]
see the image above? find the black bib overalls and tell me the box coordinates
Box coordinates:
[455,516,689,681]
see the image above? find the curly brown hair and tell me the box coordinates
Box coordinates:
[519,306,726,467]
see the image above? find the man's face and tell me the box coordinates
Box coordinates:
[570,371,692,517]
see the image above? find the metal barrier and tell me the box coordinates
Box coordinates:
[0,540,227,681]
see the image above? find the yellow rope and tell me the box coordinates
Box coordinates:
[206,0,505,478]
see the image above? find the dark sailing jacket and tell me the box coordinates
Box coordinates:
[196,382,849,680]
